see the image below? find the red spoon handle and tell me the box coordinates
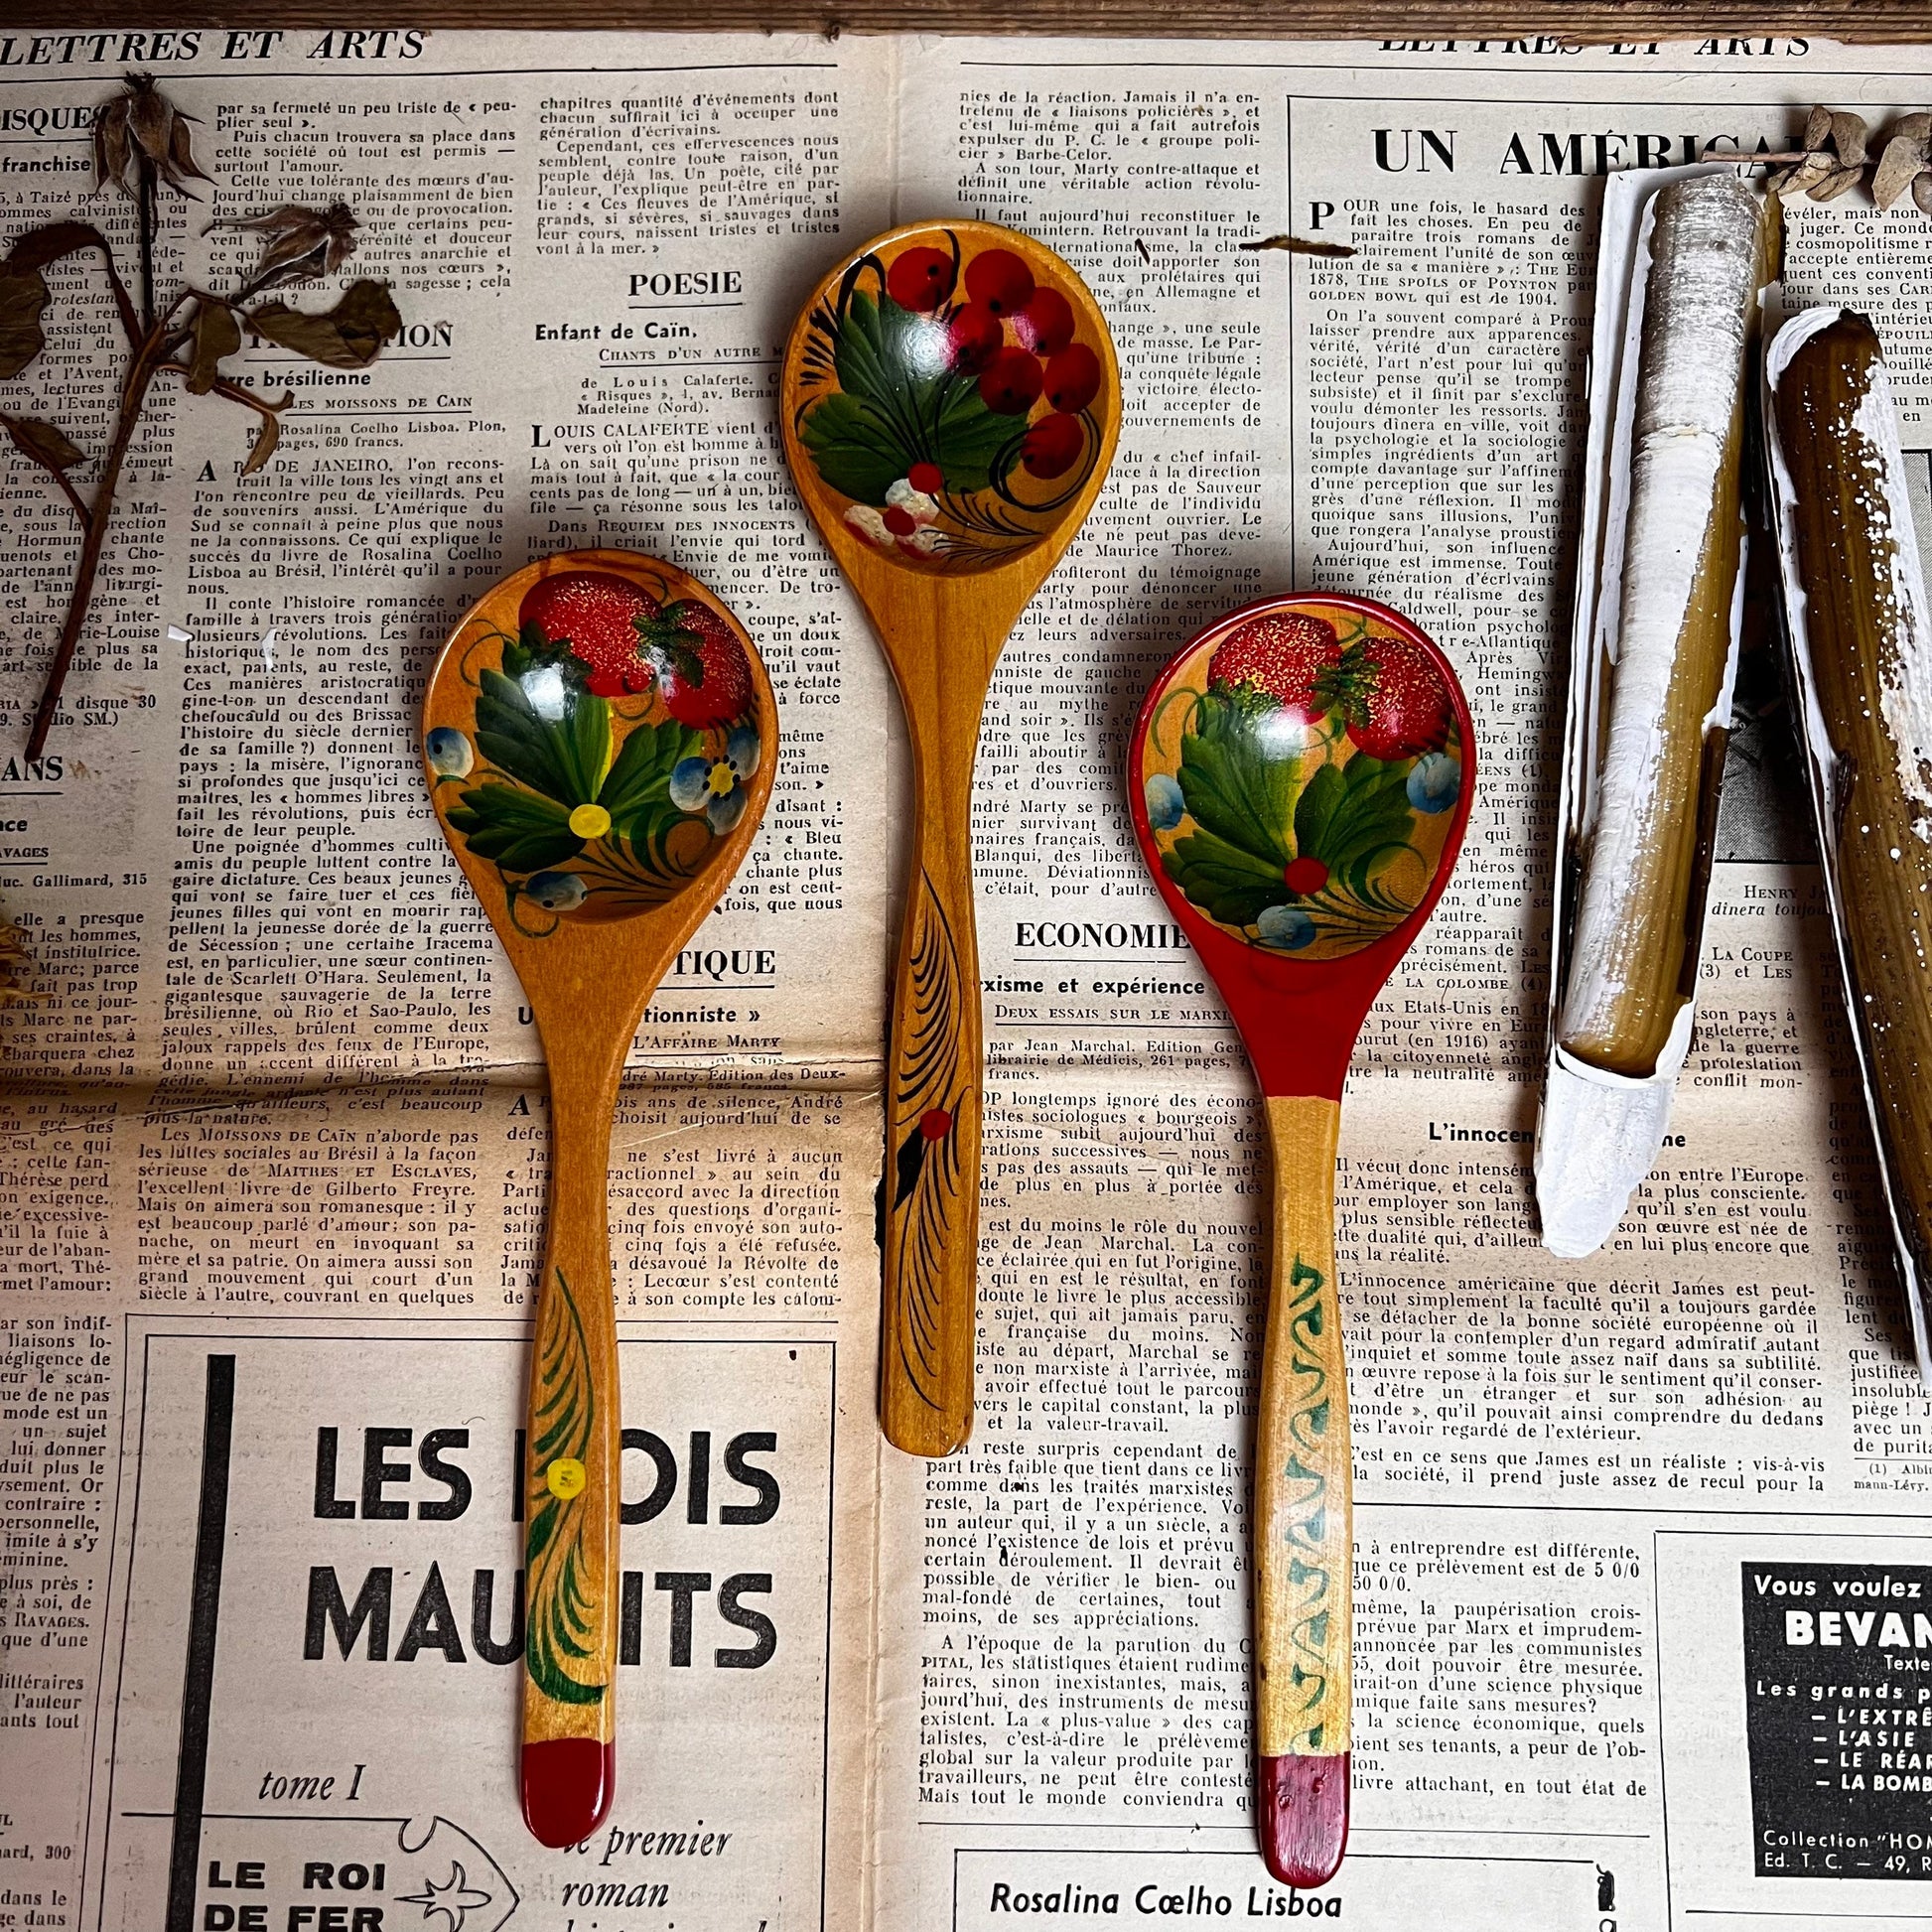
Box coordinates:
[1255,1095,1351,1889]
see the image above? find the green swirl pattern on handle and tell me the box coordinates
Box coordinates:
[525,1265,606,1708]
[1279,1252,1337,1753]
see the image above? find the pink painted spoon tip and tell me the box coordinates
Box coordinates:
[521,1737,616,1849]
[1257,1751,1348,1889]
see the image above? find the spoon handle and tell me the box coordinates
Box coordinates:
[520,1044,622,1848]
[880,753,982,1458]
[1255,1095,1351,1889]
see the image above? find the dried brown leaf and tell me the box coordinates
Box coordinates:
[1897,111,1932,144]
[1915,170,1932,217]
[168,112,210,187]
[0,267,50,380]
[247,279,400,369]
[1831,110,1869,168]
[1812,164,1864,203]
[1875,135,1927,210]
[2,414,84,474]
[91,96,130,196]
[1805,103,1834,152]
[185,299,240,395]
[211,204,360,283]
[4,220,110,275]
[241,408,279,477]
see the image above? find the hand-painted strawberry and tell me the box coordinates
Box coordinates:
[651,600,754,729]
[519,572,661,697]
[1207,612,1341,715]
[1336,632,1449,760]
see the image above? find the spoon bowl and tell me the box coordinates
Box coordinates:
[782,221,1119,1456]
[1129,593,1473,1888]
[423,549,775,1847]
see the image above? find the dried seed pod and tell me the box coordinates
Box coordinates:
[1556,174,1766,1078]
[1874,134,1928,210]
[1780,151,1836,202]
[1831,109,1869,167]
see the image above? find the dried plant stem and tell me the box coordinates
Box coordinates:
[25,329,172,762]
[136,153,156,331]
[47,468,88,527]
[10,74,396,757]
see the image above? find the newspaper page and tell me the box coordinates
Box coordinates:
[879,32,1932,1932]
[0,28,904,1932]
[7,25,1932,1932]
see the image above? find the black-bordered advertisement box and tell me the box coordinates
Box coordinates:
[84,1319,834,1932]
[1657,1529,1932,1921]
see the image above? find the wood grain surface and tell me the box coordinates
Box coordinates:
[778,220,1119,1459]
[30,0,1932,44]
[420,549,776,1843]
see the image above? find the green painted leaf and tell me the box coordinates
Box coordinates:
[1163,828,1288,929]
[446,784,581,872]
[475,666,573,800]
[930,376,1022,494]
[800,289,1022,503]
[600,716,702,843]
[474,664,610,809]
[799,390,910,506]
[1313,760,1415,879]
[1293,762,1345,861]
[1176,690,1297,868]
[525,1495,558,1564]
[558,678,612,803]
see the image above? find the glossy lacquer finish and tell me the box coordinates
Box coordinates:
[780,222,1119,1458]
[1129,594,1473,1888]
[422,550,775,1846]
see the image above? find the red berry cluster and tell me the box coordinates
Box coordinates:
[883,243,1102,481]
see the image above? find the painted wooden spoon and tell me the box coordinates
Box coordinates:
[421,549,775,1847]
[1128,594,1473,1888]
[780,220,1119,1457]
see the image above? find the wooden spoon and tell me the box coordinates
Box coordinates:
[421,549,775,1847]
[780,220,1119,1457]
[1128,594,1473,1888]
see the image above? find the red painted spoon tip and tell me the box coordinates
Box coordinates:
[1258,1752,1348,1889]
[521,1738,616,1849]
